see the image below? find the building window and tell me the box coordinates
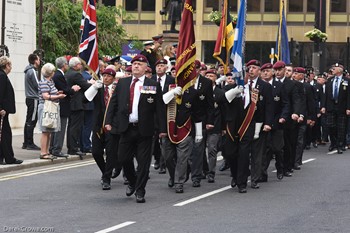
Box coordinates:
[205,0,219,11]
[265,0,279,12]
[228,0,238,12]
[142,0,155,11]
[307,1,315,12]
[102,0,115,7]
[247,0,261,12]
[289,0,303,12]
[330,0,347,12]
[125,0,138,11]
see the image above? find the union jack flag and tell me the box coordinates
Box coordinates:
[79,0,99,74]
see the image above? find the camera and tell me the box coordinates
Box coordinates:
[159,8,167,15]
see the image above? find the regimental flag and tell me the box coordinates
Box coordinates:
[175,0,196,104]
[230,0,247,86]
[213,0,235,74]
[79,0,99,74]
[275,0,290,64]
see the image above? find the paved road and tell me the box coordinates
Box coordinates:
[0,145,349,233]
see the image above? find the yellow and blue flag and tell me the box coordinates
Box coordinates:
[275,0,290,64]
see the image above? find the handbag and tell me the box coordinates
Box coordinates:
[41,100,59,129]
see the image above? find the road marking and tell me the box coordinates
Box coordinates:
[95,221,136,233]
[272,158,316,173]
[173,185,232,207]
[327,150,338,155]
[0,161,95,181]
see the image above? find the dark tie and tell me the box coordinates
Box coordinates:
[334,77,339,101]
[249,80,253,90]
[104,86,109,106]
[157,77,161,83]
[129,78,139,113]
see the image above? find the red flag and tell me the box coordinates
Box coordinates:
[175,0,196,104]
[213,0,234,74]
[79,0,99,74]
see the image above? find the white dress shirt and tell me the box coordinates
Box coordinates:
[129,75,145,123]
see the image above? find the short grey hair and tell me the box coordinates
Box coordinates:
[41,63,56,78]
[55,57,67,69]
[69,57,81,68]
[0,56,11,70]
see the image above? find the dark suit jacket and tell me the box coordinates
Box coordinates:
[323,76,350,114]
[52,70,75,117]
[106,76,164,136]
[281,77,302,129]
[151,74,175,94]
[303,82,316,121]
[208,86,226,134]
[65,68,91,111]
[271,79,289,130]
[252,78,274,126]
[193,75,215,126]
[0,70,15,114]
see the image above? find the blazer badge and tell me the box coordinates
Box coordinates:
[185,102,192,108]
[141,85,156,94]
[199,94,205,100]
[147,96,154,103]
[214,102,218,108]
[274,96,280,101]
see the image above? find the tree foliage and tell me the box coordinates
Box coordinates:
[36,0,141,63]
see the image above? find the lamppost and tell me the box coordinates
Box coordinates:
[0,0,9,57]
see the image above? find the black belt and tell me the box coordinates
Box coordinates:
[129,122,138,127]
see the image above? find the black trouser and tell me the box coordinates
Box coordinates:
[262,129,284,178]
[118,124,153,197]
[152,130,165,168]
[223,123,254,189]
[0,115,16,163]
[67,110,84,153]
[92,131,122,183]
[250,131,267,183]
[283,125,298,172]
[327,111,347,148]
[23,98,38,146]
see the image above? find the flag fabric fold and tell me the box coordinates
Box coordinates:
[275,0,290,64]
[175,0,196,103]
[213,0,235,74]
[230,0,247,86]
[79,0,99,74]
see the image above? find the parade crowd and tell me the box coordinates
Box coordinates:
[1,34,350,203]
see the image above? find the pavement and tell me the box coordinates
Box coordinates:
[0,128,93,174]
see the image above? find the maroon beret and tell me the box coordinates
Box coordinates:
[200,64,207,71]
[131,54,148,64]
[273,61,286,69]
[332,63,344,69]
[125,66,132,72]
[155,59,168,66]
[205,69,217,75]
[194,60,201,69]
[171,66,176,71]
[293,67,306,74]
[101,68,116,77]
[246,59,261,67]
[260,63,273,71]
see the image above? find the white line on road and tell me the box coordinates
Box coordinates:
[173,185,232,207]
[95,221,136,233]
[0,160,95,181]
[272,158,316,173]
[327,150,338,155]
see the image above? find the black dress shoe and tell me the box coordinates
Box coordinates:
[123,176,129,185]
[238,187,247,193]
[6,159,23,165]
[231,178,237,188]
[111,168,122,179]
[337,148,343,154]
[219,161,230,171]
[251,182,260,189]
[283,171,292,177]
[293,165,301,170]
[329,145,336,151]
[175,184,183,193]
[277,173,283,180]
[126,185,135,196]
[312,142,318,148]
[22,144,27,149]
[192,181,201,187]
[26,144,40,150]
[154,160,160,170]
[341,146,346,151]
[168,178,174,188]
[102,182,111,190]
[135,195,145,203]
[158,167,166,174]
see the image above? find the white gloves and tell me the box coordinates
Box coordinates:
[93,80,103,89]
[254,122,263,139]
[163,86,182,104]
[215,76,226,85]
[225,86,244,103]
[194,122,203,143]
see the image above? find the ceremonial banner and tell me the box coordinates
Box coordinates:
[79,0,99,74]
[275,0,290,64]
[175,0,196,104]
[230,0,247,86]
[213,0,235,74]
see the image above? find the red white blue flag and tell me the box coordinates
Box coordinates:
[79,0,99,73]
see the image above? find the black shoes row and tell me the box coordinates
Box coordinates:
[0,159,23,165]
[22,144,40,150]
